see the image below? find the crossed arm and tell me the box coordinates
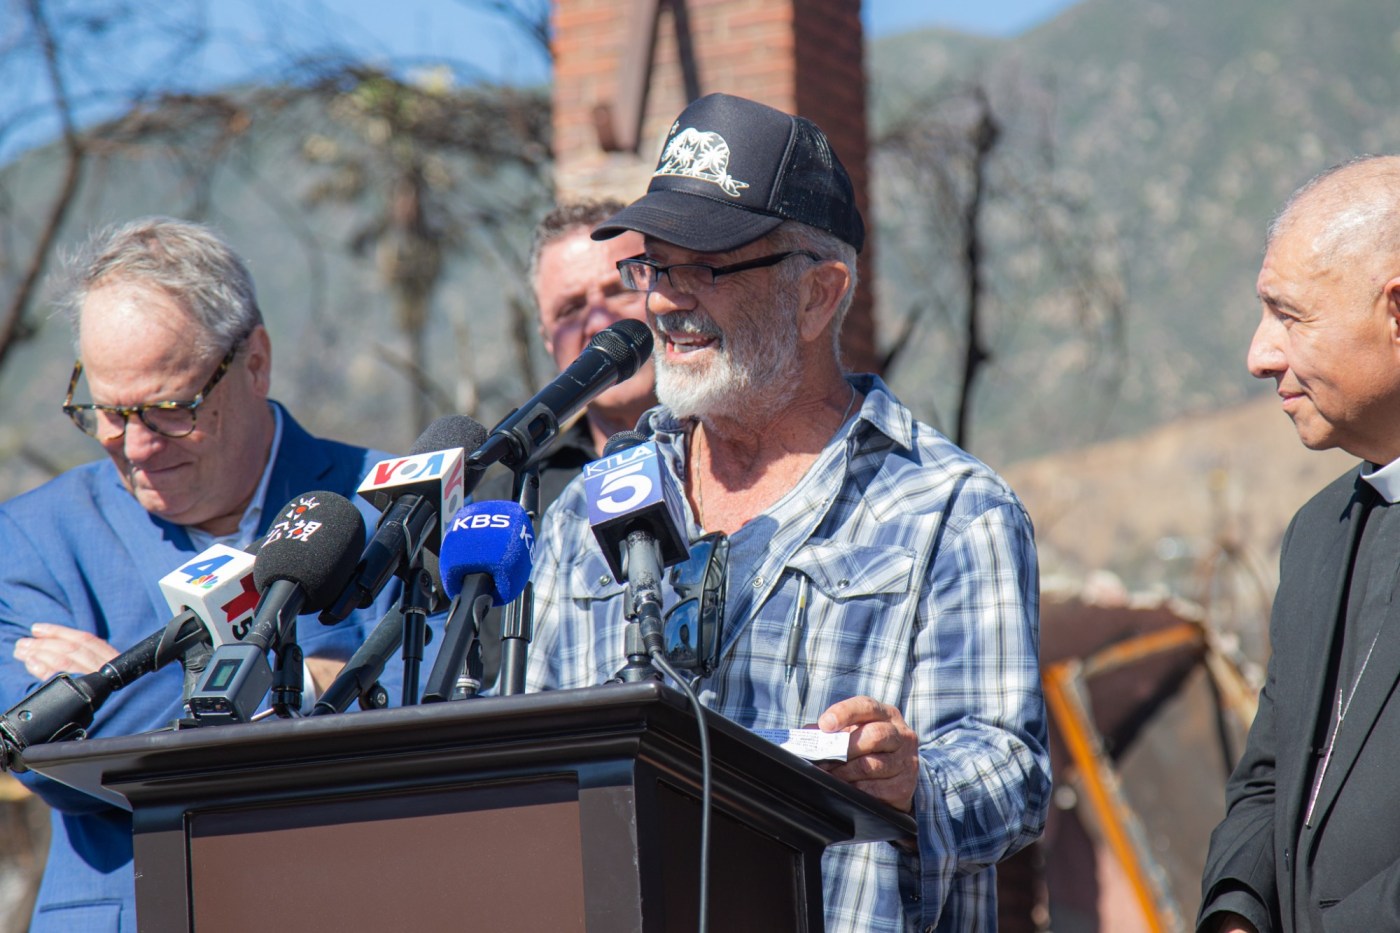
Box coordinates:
[13,623,345,693]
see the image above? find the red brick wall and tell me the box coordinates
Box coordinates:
[551,0,877,371]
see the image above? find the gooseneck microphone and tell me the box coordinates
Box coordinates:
[458,321,651,692]
[466,319,653,482]
[0,607,211,771]
[187,491,366,724]
[0,538,273,770]
[421,500,536,703]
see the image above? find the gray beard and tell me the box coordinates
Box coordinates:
[654,300,801,421]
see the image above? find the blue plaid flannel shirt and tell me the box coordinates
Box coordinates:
[525,374,1050,933]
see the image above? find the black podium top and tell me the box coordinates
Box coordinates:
[20,681,915,849]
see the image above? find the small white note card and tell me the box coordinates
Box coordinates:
[753,728,849,762]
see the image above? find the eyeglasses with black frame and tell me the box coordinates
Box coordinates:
[617,250,820,294]
[62,343,240,441]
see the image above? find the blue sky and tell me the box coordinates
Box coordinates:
[204,1,1081,86]
[0,1,1080,162]
[867,0,1078,37]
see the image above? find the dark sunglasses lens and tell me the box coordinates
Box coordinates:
[663,533,728,676]
[665,598,701,665]
[670,539,715,593]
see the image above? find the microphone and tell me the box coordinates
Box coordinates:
[439,501,536,604]
[466,319,652,480]
[157,540,261,699]
[320,415,488,626]
[585,432,689,663]
[309,606,403,716]
[421,501,536,702]
[188,491,366,724]
[584,431,689,582]
[0,608,213,771]
[0,538,277,768]
[603,430,649,455]
[158,543,260,646]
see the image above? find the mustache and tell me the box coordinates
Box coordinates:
[653,312,723,341]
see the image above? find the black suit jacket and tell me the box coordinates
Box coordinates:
[1200,466,1400,932]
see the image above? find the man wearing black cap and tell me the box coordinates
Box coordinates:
[525,93,1049,933]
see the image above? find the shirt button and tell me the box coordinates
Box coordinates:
[837,578,850,588]
[598,575,612,586]
[752,575,764,589]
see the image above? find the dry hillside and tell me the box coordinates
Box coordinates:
[1005,394,1355,652]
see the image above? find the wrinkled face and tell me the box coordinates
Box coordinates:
[642,236,802,421]
[1248,217,1400,463]
[78,279,273,532]
[535,228,655,423]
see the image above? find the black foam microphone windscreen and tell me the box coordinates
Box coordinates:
[255,491,367,613]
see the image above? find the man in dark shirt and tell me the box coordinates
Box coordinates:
[472,200,656,685]
[1199,155,1400,932]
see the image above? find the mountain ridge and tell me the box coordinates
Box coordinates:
[2,0,1396,600]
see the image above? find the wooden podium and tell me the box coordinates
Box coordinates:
[20,682,914,932]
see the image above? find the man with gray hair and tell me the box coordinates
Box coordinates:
[526,93,1049,932]
[0,217,391,932]
[1200,156,1400,933]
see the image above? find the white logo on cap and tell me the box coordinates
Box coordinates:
[654,128,750,198]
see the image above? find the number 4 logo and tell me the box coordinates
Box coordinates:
[181,553,232,582]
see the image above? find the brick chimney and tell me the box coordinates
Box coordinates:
[551,0,877,372]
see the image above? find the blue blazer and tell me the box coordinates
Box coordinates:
[0,405,397,933]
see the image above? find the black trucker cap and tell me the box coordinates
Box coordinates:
[591,93,865,254]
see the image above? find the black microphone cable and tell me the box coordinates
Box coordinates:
[602,429,708,930]
[648,650,711,933]
[591,429,711,931]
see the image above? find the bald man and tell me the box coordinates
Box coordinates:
[1199,156,1400,933]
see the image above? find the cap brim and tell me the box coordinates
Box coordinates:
[591,189,784,254]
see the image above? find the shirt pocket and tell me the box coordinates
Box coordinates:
[566,559,628,685]
[33,901,122,933]
[762,541,917,699]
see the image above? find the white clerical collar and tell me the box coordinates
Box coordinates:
[1360,456,1400,503]
[186,402,284,552]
